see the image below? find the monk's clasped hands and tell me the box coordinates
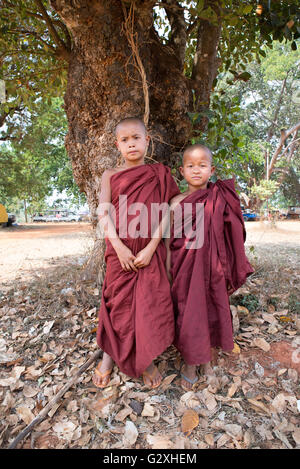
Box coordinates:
[116,242,155,272]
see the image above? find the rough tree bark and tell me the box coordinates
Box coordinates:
[49,0,222,282]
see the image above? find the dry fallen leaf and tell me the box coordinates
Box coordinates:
[237,305,249,315]
[53,420,77,442]
[129,399,143,415]
[43,320,55,335]
[141,403,155,417]
[204,433,214,447]
[227,381,239,398]
[34,433,62,449]
[16,406,35,425]
[115,407,133,422]
[123,420,138,446]
[247,398,271,416]
[252,337,271,352]
[181,409,199,436]
[216,433,231,448]
[292,429,300,445]
[160,373,178,388]
[180,391,200,409]
[0,365,25,387]
[23,385,39,398]
[232,342,241,354]
[39,352,56,363]
[147,434,174,449]
[202,388,218,411]
[0,352,19,364]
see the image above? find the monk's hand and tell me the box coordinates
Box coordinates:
[226,280,233,295]
[115,244,138,272]
[133,245,154,269]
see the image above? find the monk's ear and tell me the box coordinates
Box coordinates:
[115,140,120,150]
[210,166,216,175]
[179,166,184,177]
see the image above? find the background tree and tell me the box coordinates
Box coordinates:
[216,40,300,209]
[1,1,300,278]
[0,97,85,218]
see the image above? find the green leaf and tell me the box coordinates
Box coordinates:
[243,5,253,15]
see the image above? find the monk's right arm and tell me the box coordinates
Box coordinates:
[97,170,138,272]
[164,200,176,283]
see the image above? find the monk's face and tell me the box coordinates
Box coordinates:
[116,121,149,164]
[180,149,215,190]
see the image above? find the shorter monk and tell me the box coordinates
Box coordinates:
[166,144,254,391]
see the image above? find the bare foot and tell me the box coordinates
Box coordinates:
[201,362,214,377]
[181,363,198,391]
[142,362,162,389]
[92,353,114,388]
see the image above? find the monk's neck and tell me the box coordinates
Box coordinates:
[187,184,208,194]
[123,158,146,169]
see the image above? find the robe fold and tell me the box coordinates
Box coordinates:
[97,163,180,378]
[170,178,254,365]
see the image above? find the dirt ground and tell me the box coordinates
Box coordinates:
[0,220,299,449]
[1,220,299,285]
[0,223,94,286]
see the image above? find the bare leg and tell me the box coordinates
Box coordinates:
[181,363,198,390]
[142,362,162,388]
[92,352,114,388]
[201,362,214,377]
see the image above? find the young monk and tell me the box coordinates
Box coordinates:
[166,144,254,391]
[93,117,180,389]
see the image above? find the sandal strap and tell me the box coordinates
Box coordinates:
[94,367,112,379]
[181,372,198,385]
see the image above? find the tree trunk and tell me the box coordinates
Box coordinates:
[50,0,221,283]
[24,199,28,223]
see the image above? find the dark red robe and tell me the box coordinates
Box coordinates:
[97,163,180,378]
[170,179,254,365]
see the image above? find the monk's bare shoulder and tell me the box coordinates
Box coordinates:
[170,192,188,211]
[102,168,118,180]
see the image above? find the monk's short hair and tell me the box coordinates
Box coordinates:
[115,117,147,136]
[183,143,213,164]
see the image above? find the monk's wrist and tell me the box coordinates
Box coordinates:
[110,237,124,252]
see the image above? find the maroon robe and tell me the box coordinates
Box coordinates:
[97,163,180,378]
[170,179,254,365]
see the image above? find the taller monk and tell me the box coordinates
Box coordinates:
[166,144,254,391]
[93,117,180,389]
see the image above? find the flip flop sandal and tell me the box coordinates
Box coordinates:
[92,361,113,389]
[180,371,199,392]
[142,367,162,389]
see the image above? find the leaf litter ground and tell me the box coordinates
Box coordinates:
[0,221,299,449]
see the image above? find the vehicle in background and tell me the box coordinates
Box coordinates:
[57,211,81,222]
[242,210,260,221]
[78,211,91,222]
[7,213,17,226]
[286,206,300,219]
[32,210,82,222]
[0,204,17,227]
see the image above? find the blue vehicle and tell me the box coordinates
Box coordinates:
[242,211,259,221]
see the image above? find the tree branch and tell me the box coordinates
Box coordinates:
[268,122,300,178]
[7,349,102,449]
[6,29,57,52]
[161,0,187,69]
[190,1,222,116]
[266,71,290,143]
[33,0,70,60]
